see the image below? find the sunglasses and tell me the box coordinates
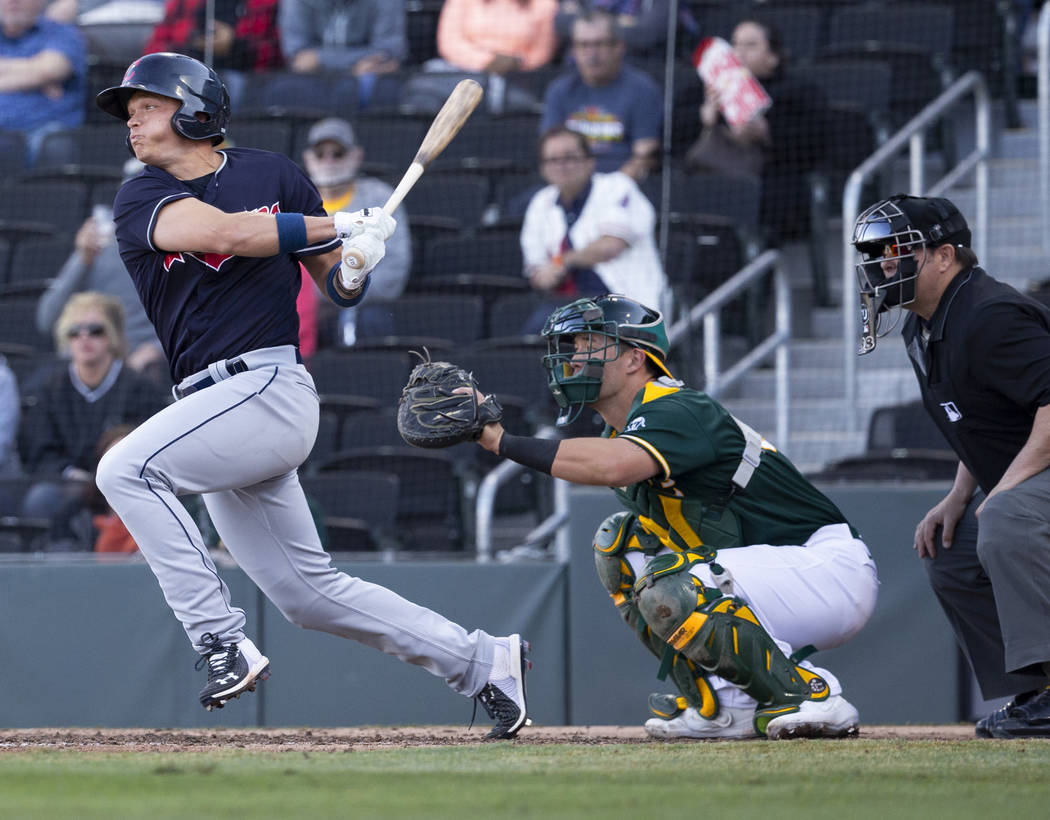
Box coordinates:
[67,323,107,339]
[311,146,347,160]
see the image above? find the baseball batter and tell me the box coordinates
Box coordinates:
[90,52,528,738]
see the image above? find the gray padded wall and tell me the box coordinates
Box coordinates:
[564,482,960,726]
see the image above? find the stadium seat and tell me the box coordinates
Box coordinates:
[299,470,400,551]
[0,129,27,177]
[351,115,428,171]
[0,180,89,235]
[454,342,553,413]
[405,172,491,227]
[356,294,486,347]
[434,113,541,170]
[318,447,466,551]
[0,297,51,351]
[306,349,414,404]
[227,118,295,156]
[421,232,523,279]
[36,123,130,170]
[407,273,529,321]
[238,71,340,117]
[4,237,74,297]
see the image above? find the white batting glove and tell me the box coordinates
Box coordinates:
[333,207,396,242]
[339,233,386,292]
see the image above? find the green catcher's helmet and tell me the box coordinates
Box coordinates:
[540,294,671,425]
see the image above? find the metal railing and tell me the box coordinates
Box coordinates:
[841,71,990,430]
[475,249,790,562]
[1039,2,1050,252]
[668,248,790,446]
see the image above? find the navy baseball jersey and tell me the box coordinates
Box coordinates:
[113,147,339,382]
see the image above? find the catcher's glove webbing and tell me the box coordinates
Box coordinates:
[397,354,503,448]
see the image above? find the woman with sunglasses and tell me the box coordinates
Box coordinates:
[19,291,168,550]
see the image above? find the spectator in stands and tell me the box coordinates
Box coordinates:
[555,0,670,59]
[540,9,661,181]
[143,0,284,74]
[435,0,558,75]
[301,117,411,346]
[279,0,405,86]
[19,292,167,547]
[519,126,668,333]
[0,0,87,165]
[0,355,20,477]
[36,159,167,381]
[685,17,829,243]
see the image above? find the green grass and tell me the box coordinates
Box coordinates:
[2,741,1049,819]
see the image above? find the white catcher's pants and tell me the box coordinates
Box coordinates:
[96,359,496,697]
[625,523,879,708]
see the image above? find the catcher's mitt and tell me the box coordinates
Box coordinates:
[397,355,503,448]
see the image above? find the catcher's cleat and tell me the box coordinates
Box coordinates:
[644,697,758,740]
[476,634,531,739]
[975,685,1050,738]
[196,633,271,711]
[758,694,860,740]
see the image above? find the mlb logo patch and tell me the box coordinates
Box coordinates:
[940,401,962,422]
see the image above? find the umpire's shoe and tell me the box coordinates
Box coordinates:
[976,685,1050,738]
[476,634,531,739]
[196,633,271,711]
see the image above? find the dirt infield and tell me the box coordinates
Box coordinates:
[0,725,977,752]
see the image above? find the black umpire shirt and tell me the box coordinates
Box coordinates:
[902,266,1050,495]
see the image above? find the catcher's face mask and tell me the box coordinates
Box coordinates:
[541,299,623,426]
[850,198,926,354]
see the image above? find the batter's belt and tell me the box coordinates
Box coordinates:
[173,344,303,400]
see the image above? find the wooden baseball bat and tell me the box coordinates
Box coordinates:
[342,78,485,274]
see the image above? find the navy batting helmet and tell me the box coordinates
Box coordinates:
[96,52,230,144]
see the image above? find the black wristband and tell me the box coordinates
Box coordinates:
[498,433,559,475]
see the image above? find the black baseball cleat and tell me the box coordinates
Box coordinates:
[976,685,1050,738]
[196,633,271,711]
[476,634,531,739]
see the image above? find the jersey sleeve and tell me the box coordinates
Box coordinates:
[113,173,194,255]
[968,301,1050,412]
[617,394,721,481]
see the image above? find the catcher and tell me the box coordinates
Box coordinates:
[399,294,879,739]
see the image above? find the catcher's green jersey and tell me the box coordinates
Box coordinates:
[607,379,850,551]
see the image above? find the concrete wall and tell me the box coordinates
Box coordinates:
[0,483,961,727]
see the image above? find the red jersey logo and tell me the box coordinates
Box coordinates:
[163,202,280,272]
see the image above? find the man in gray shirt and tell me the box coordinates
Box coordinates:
[279,0,405,76]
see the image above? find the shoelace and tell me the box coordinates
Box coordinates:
[194,632,235,681]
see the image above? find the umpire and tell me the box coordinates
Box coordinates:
[852,193,1050,738]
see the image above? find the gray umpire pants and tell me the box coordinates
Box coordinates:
[923,469,1050,699]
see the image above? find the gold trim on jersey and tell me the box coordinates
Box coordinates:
[620,434,669,479]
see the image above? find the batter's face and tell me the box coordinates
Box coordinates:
[126,92,184,164]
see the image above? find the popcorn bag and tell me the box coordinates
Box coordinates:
[693,37,771,129]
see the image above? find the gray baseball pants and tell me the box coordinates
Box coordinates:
[923,469,1050,699]
[96,351,496,697]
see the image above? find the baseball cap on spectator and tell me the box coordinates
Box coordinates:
[894,195,972,248]
[306,118,356,149]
